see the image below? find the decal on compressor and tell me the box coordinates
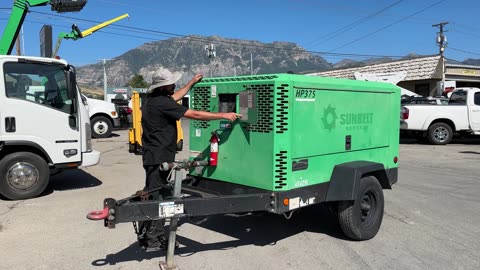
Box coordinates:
[295,89,316,102]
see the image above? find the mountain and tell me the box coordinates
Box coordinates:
[332,53,429,69]
[462,58,480,66]
[76,35,333,87]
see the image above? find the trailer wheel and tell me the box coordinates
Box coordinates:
[91,116,112,138]
[0,152,49,200]
[427,122,453,145]
[337,176,384,240]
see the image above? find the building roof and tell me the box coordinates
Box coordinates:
[309,55,443,81]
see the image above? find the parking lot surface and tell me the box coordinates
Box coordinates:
[1,123,479,270]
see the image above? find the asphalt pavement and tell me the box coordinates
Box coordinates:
[0,121,479,270]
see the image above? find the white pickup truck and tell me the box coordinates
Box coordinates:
[81,94,120,138]
[401,87,480,144]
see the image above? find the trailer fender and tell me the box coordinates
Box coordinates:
[325,161,393,202]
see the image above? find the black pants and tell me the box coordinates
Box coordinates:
[140,165,172,243]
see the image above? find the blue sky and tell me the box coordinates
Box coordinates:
[1,0,479,67]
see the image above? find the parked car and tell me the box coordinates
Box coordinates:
[400,88,480,144]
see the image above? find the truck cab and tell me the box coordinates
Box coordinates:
[0,55,99,199]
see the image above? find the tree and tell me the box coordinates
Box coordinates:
[126,74,148,88]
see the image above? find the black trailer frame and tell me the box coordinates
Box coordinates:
[87,160,396,269]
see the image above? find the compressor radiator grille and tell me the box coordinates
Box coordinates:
[244,84,274,133]
[191,86,210,129]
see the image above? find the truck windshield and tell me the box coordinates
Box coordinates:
[449,91,467,105]
[4,62,73,114]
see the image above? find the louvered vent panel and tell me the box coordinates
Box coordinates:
[274,151,288,189]
[191,87,210,129]
[244,84,274,133]
[275,85,290,134]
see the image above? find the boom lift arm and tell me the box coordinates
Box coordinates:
[53,13,129,57]
[0,0,87,55]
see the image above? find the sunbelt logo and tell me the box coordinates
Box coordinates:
[321,105,337,132]
[321,105,374,132]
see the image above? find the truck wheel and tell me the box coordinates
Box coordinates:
[91,116,112,138]
[337,176,384,240]
[427,122,453,145]
[0,152,49,200]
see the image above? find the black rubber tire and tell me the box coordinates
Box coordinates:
[337,176,384,241]
[91,116,113,138]
[0,152,49,200]
[427,122,453,145]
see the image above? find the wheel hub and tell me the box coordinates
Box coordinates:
[94,121,107,134]
[360,191,377,223]
[7,162,39,190]
[433,127,448,142]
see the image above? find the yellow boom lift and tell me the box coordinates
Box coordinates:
[53,13,129,57]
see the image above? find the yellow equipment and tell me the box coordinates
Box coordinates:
[53,13,129,57]
[128,91,184,155]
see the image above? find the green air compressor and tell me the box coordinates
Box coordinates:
[88,73,401,242]
[188,73,400,240]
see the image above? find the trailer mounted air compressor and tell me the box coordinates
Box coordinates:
[89,73,400,244]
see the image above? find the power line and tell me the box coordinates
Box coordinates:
[451,22,480,33]
[1,9,405,60]
[449,28,480,40]
[305,0,403,49]
[25,11,404,60]
[449,47,480,57]
[329,0,446,52]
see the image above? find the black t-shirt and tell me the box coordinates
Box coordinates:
[141,94,188,165]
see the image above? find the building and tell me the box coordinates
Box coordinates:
[308,55,480,97]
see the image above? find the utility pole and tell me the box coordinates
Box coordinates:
[433,22,448,96]
[205,44,216,77]
[433,22,448,56]
[15,34,21,56]
[13,0,21,55]
[99,59,110,101]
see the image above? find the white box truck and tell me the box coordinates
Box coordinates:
[0,55,100,199]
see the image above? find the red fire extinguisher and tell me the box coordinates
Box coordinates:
[209,132,220,166]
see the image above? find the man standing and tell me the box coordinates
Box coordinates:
[138,70,239,250]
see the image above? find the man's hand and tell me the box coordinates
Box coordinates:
[223,112,242,122]
[173,74,204,101]
[191,74,203,85]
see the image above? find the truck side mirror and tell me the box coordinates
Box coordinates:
[66,65,77,99]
